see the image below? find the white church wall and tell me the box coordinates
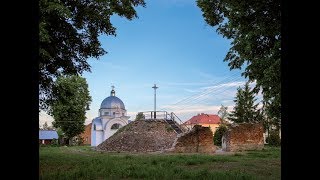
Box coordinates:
[103,118,128,140]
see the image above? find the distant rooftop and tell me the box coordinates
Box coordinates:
[184,113,221,125]
[39,130,58,140]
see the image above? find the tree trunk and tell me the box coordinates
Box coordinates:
[66,138,70,146]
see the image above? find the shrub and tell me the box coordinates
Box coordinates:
[213,125,228,146]
[50,138,59,146]
[266,130,281,146]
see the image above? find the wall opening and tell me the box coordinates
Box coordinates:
[111,123,122,130]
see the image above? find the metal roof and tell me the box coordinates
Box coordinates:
[100,96,125,110]
[39,130,58,140]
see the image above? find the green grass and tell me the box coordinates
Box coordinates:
[40,146,280,179]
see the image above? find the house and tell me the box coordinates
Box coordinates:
[39,130,58,145]
[183,113,221,135]
[80,123,92,145]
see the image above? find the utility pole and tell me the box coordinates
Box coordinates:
[152,84,158,119]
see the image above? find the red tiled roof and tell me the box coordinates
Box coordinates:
[184,113,221,125]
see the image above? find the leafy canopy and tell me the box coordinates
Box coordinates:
[39,0,146,110]
[50,75,92,139]
[197,0,280,120]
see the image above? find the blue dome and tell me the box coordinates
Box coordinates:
[100,96,125,109]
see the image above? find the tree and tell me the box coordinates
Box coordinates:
[213,125,228,146]
[39,0,146,110]
[217,104,229,124]
[135,112,145,121]
[229,82,261,123]
[197,0,280,121]
[49,75,91,145]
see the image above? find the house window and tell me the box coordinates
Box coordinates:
[122,113,124,116]
[113,112,116,115]
[85,137,88,142]
[111,123,122,130]
[104,112,109,115]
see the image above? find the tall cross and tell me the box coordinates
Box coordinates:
[111,85,115,90]
[152,84,158,119]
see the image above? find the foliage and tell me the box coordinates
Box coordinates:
[165,124,174,132]
[217,105,229,123]
[197,0,280,121]
[266,130,281,146]
[39,0,146,110]
[50,138,59,146]
[229,82,262,123]
[40,146,280,179]
[71,136,84,146]
[135,112,145,121]
[213,125,228,146]
[49,75,91,142]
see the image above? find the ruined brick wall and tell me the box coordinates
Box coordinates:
[222,122,264,152]
[170,125,216,153]
[80,123,92,145]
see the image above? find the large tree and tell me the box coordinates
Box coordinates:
[197,0,280,121]
[39,0,146,110]
[49,75,91,145]
[229,82,261,123]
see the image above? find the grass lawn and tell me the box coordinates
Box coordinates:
[39,145,280,179]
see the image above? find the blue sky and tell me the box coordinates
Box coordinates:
[40,0,259,126]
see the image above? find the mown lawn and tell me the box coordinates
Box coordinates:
[39,146,280,179]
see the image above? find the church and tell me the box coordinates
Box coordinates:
[91,86,130,146]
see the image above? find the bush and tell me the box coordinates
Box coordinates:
[213,125,228,146]
[266,130,281,146]
[50,138,59,146]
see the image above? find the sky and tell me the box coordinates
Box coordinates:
[39,0,261,127]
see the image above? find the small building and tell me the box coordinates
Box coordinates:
[39,130,58,145]
[183,113,221,135]
[91,86,130,146]
[80,123,92,145]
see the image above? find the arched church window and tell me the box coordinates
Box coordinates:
[94,124,96,130]
[111,123,122,130]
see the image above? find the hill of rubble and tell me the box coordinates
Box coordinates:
[96,120,178,152]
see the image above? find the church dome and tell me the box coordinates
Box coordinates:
[100,96,125,109]
[100,86,125,110]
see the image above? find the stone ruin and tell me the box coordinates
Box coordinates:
[222,122,264,152]
[96,120,264,153]
[168,125,215,153]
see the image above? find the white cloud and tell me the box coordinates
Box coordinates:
[183,88,200,93]
[200,81,245,90]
